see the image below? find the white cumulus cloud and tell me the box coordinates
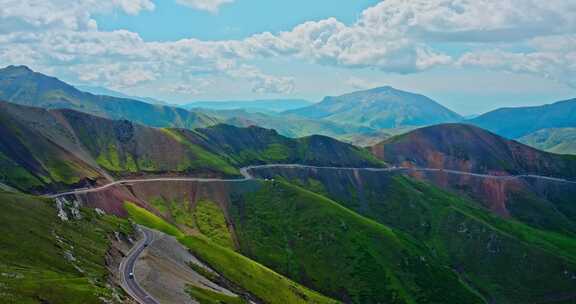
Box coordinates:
[458,35,576,88]
[0,0,575,95]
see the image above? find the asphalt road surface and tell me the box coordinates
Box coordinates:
[119,227,160,304]
[48,164,576,199]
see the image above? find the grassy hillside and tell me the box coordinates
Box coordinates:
[124,202,339,304]
[519,128,576,155]
[267,169,576,304]
[181,124,385,168]
[0,192,132,304]
[0,103,104,192]
[228,181,483,304]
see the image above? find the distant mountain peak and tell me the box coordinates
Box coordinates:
[287,86,462,128]
[470,97,576,138]
[2,65,34,74]
[365,85,401,93]
[0,66,219,130]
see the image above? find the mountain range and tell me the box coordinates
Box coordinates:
[0,65,217,129]
[7,65,576,155]
[2,65,576,304]
[0,100,381,193]
[470,98,576,139]
[75,85,168,105]
[184,99,313,112]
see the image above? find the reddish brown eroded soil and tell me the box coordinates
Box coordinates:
[75,180,247,220]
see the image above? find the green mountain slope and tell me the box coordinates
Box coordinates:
[244,168,576,304]
[0,102,238,192]
[286,86,462,129]
[124,201,339,304]
[0,101,382,192]
[0,102,107,192]
[187,124,384,167]
[227,181,483,304]
[519,128,576,155]
[0,192,132,304]
[469,98,576,138]
[0,65,218,129]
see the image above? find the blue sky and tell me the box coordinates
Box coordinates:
[1,0,575,115]
[96,1,380,41]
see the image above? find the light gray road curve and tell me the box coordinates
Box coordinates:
[119,227,161,304]
[48,164,576,199]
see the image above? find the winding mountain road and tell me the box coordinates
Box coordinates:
[48,164,576,199]
[119,226,160,304]
[46,163,576,303]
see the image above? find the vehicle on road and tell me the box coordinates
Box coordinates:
[129,272,134,279]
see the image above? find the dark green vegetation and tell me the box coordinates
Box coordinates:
[372,123,576,177]
[0,192,132,304]
[186,124,384,167]
[124,202,339,304]
[229,181,484,304]
[0,65,218,129]
[469,98,576,139]
[250,166,576,304]
[519,128,576,155]
[0,101,380,192]
[286,86,462,129]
